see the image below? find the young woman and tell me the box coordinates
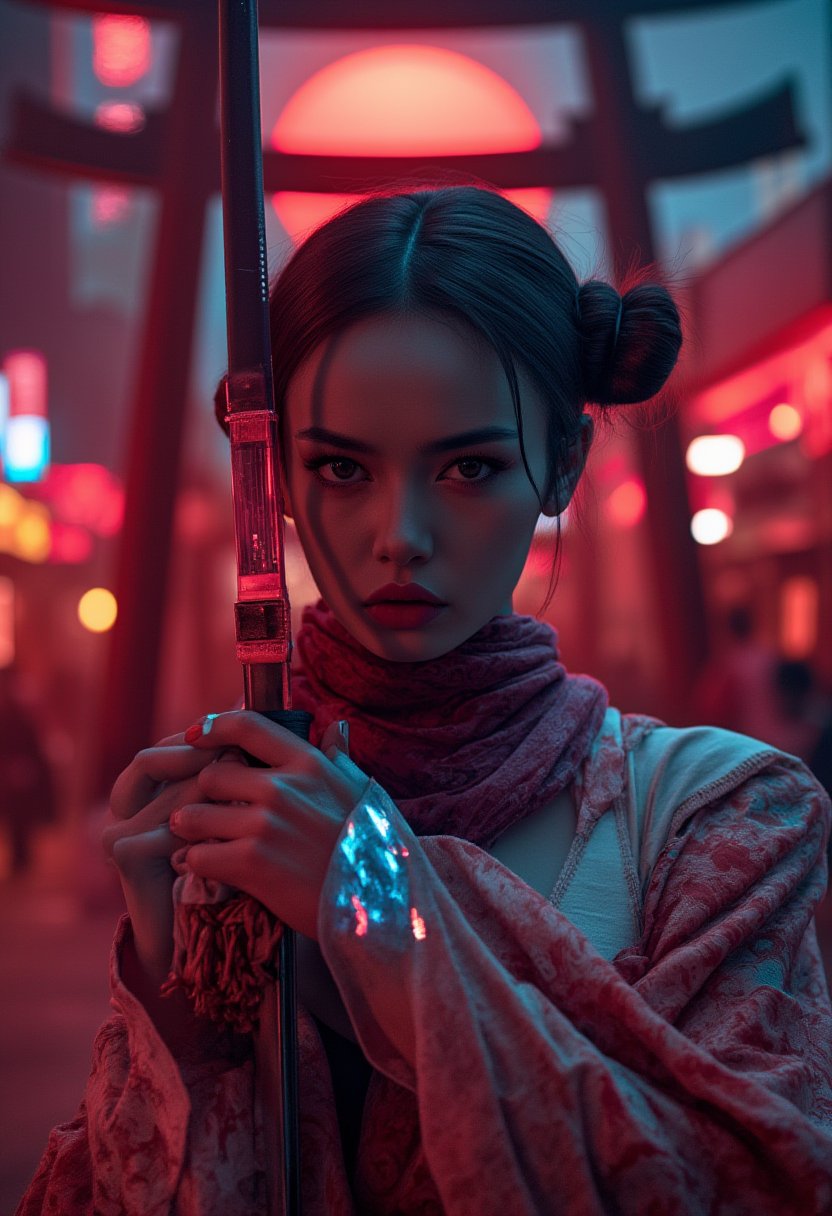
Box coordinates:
[18,185,832,1215]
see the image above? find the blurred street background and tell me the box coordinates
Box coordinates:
[0,828,118,1214]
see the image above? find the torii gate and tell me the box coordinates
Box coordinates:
[5,0,807,796]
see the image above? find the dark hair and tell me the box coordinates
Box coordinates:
[215,182,683,616]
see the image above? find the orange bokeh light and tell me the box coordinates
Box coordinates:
[271,45,551,244]
[78,587,118,633]
[768,403,802,441]
[14,507,50,562]
[0,576,13,668]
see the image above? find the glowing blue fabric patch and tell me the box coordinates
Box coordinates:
[329,778,418,940]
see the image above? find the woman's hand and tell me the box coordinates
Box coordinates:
[102,733,219,981]
[169,711,373,943]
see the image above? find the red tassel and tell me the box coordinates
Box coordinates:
[160,892,284,1033]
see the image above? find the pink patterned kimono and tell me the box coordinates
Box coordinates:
[17,709,832,1214]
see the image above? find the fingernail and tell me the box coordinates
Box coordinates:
[185,714,216,744]
[338,720,350,749]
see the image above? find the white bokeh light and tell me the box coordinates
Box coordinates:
[691,508,733,545]
[4,416,50,481]
[685,435,745,476]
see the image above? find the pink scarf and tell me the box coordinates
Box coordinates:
[290,597,609,850]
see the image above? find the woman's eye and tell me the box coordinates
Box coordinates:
[442,457,501,481]
[303,456,362,484]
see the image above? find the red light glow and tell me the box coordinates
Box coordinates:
[780,576,818,658]
[28,464,124,536]
[803,357,832,458]
[94,101,146,133]
[271,45,551,244]
[92,15,151,87]
[49,522,94,564]
[607,479,647,528]
[351,894,368,937]
[92,186,131,227]
[4,350,47,418]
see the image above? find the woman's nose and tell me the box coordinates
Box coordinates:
[370,488,436,566]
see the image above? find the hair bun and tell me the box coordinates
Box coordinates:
[576,278,682,407]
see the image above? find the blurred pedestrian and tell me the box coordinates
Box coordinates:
[693,604,785,743]
[771,660,832,786]
[0,669,57,876]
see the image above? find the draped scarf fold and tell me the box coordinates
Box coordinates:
[290,597,609,850]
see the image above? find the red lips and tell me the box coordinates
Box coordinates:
[364,582,446,606]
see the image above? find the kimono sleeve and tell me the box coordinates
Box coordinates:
[15,913,264,1216]
[316,760,832,1216]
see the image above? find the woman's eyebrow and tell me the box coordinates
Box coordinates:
[294,425,519,456]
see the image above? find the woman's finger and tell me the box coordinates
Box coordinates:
[184,709,309,769]
[184,837,269,901]
[184,836,320,939]
[110,821,180,874]
[170,802,276,843]
[110,825,181,978]
[102,773,202,858]
[185,837,253,874]
[110,744,221,820]
[196,758,281,805]
[156,731,189,746]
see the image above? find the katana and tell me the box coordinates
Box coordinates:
[218,2,310,1210]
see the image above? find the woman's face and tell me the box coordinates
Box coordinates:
[282,310,589,662]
